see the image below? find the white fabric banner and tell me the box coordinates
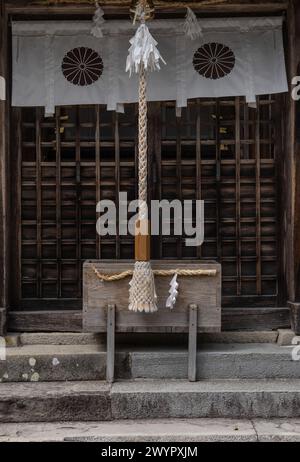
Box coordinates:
[12,17,288,114]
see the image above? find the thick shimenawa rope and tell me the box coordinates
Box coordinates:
[128,61,158,313]
[92,265,217,282]
[138,65,148,219]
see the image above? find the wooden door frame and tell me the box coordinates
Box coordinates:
[0,1,11,335]
[0,0,296,334]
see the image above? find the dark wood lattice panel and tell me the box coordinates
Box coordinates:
[13,96,280,309]
[15,105,137,309]
[153,97,280,307]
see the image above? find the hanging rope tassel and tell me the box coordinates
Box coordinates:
[129,261,158,313]
[129,65,158,313]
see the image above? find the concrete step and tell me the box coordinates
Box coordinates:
[1,343,299,382]
[1,379,300,422]
[2,418,300,442]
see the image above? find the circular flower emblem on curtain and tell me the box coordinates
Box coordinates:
[62,47,104,86]
[193,43,235,80]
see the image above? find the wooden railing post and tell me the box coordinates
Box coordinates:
[106,304,116,383]
[0,2,9,335]
[188,304,198,382]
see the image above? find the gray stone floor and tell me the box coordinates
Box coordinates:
[0,419,300,442]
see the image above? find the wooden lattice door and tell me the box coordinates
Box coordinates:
[11,96,281,310]
[152,96,281,307]
[11,105,138,309]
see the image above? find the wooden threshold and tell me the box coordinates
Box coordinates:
[8,306,290,333]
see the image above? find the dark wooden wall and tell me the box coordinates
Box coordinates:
[0,0,296,334]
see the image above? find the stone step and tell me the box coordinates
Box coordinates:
[1,379,300,422]
[0,343,298,382]
[130,344,299,380]
[2,418,300,442]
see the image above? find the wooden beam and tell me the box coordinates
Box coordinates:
[292,1,300,303]
[8,310,83,332]
[8,307,290,332]
[222,307,290,331]
[284,0,300,327]
[4,0,288,15]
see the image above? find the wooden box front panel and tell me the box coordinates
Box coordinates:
[83,260,221,333]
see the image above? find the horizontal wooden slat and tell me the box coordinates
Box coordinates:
[8,310,82,332]
[222,307,290,331]
[5,1,288,15]
[7,307,290,333]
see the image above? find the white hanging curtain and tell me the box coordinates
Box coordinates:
[12,17,288,115]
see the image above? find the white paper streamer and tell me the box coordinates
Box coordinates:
[183,7,203,40]
[126,23,166,76]
[166,274,179,310]
[91,1,105,38]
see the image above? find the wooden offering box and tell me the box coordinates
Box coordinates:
[83,260,221,334]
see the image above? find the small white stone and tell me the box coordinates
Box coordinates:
[29,357,36,367]
[30,372,40,382]
[52,358,60,367]
[22,373,29,380]
[3,372,8,379]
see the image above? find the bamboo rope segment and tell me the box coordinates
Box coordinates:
[93,265,217,282]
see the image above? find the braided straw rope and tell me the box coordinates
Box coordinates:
[93,265,217,282]
[128,62,158,312]
[138,65,148,220]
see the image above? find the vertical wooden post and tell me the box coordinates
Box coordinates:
[287,1,300,332]
[0,1,9,335]
[188,304,198,382]
[106,304,116,383]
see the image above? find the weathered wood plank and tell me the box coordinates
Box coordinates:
[291,1,300,310]
[222,307,290,331]
[0,308,6,336]
[7,306,290,332]
[106,304,115,383]
[5,1,288,15]
[83,260,221,333]
[288,301,300,335]
[0,3,9,334]
[188,304,197,382]
[8,310,82,332]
